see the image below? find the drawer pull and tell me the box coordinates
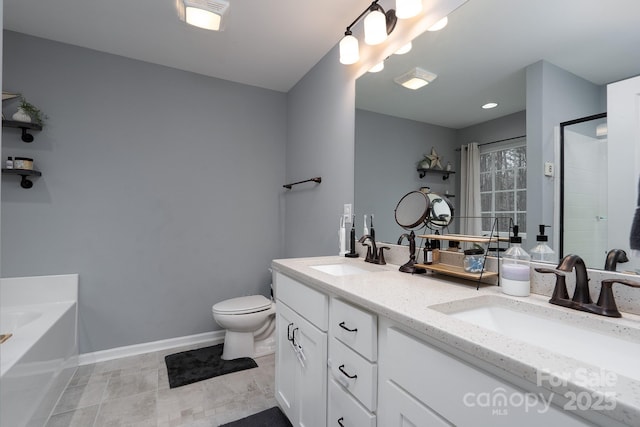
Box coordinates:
[337,417,345,426]
[287,322,295,341]
[338,321,358,332]
[292,327,300,347]
[338,364,357,379]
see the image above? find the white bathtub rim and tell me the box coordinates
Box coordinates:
[0,301,77,377]
[78,329,225,366]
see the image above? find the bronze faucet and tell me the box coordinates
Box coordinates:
[358,235,377,263]
[604,249,629,271]
[536,254,640,318]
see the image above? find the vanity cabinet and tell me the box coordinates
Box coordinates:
[378,324,593,427]
[274,272,328,427]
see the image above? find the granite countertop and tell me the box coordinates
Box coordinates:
[272,255,640,426]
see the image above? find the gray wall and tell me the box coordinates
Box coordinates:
[1,31,287,353]
[355,109,457,243]
[456,111,526,146]
[284,46,358,257]
[525,60,604,243]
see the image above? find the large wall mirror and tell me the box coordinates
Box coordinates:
[354,0,640,273]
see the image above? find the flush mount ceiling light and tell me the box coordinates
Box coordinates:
[177,0,230,31]
[339,0,398,65]
[394,67,437,90]
[482,102,499,109]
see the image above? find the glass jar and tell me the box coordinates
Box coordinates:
[463,248,485,273]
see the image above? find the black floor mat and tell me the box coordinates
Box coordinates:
[220,407,292,427]
[164,344,257,388]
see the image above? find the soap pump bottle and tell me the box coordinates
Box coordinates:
[530,224,556,263]
[500,225,531,297]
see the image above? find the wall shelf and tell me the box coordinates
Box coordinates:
[2,168,42,188]
[417,168,455,180]
[418,233,509,243]
[2,119,43,142]
[414,263,498,281]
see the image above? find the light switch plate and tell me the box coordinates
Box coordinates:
[544,162,554,177]
[343,204,352,222]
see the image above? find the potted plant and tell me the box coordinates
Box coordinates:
[12,97,47,126]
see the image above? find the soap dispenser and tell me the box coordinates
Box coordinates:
[530,224,556,263]
[500,225,531,297]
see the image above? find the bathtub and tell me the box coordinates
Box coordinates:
[0,274,78,427]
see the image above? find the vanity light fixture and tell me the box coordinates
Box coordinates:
[427,16,449,31]
[396,0,422,19]
[177,0,230,31]
[369,61,385,73]
[339,0,398,64]
[482,102,499,109]
[394,67,437,90]
[394,42,413,55]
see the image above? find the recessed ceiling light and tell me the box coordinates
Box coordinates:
[482,102,499,109]
[394,67,438,90]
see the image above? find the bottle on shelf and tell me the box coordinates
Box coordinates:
[423,240,433,265]
[5,157,13,169]
[530,224,556,263]
[500,225,531,297]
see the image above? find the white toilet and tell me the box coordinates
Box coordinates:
[212,294,276,360]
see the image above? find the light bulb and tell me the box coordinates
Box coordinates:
[364,9,387,45]
[396,0,422,19]
[369,61,385,73]
[339,34,360,65]
[395,42,412,55]
[428,16,448,31]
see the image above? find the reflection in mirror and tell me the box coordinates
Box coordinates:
[354,0,640,271]
[426,192,454,229]
[560,114,608,268]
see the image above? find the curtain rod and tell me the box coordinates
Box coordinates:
[455,135,526,151]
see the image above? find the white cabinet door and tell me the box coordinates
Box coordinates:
[276,300,327,427]
[382,380,451,427]
[296,308,328,427]
[275,301,298,421]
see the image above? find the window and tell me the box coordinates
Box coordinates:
[479,140,527,236]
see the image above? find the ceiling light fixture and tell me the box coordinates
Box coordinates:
[482,102,499,109]
[177,0,230,31]
[394,67,438,90]
[428,16,449,31]
[339,0,398,65]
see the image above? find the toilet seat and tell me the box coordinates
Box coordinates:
[212,295,272,315]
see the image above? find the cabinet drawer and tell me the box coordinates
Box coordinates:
[385,328,589,426]
[328,378,376,427]
[329,338,377,411]
[330,298,377,361]
[275,272,328,331]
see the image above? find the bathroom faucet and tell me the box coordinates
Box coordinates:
[358,235,377,263]
[556,254,592,305]
[536,254,640,317]
[604,249,629,271]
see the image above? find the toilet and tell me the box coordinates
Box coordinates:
[212,294,276,360]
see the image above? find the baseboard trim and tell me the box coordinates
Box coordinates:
[78,330,226,366]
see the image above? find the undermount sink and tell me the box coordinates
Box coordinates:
[310,263,378,276]
[432,296,640,381]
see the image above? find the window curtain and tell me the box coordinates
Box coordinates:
[460,143,482,235]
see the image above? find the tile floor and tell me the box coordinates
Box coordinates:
[45,345,277,427]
